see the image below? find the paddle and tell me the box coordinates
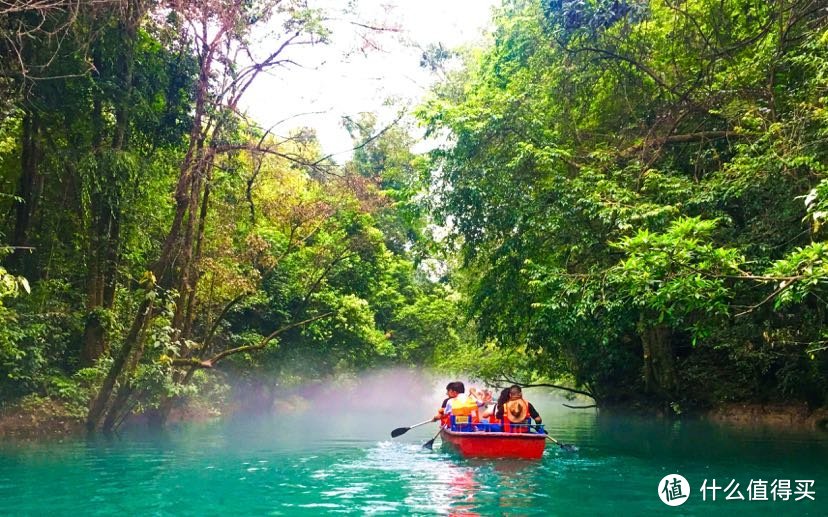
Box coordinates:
[533,425,578,452]
[422,428,441,450]
[390,419,434,438]
[545,434,578,452]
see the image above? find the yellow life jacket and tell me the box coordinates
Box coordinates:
[449,396,479,417]
[503,398,529,423]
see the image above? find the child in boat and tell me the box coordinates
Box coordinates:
[478,388,493,406]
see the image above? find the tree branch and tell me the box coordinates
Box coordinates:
[494,379,595,399]
[172,311,334,368]
[311,111,406,165]
[621,130,743,159]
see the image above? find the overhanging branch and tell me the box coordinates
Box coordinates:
[495,378,595,399]
[171,311,334,369]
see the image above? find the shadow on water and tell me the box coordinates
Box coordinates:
[582,411,828,465]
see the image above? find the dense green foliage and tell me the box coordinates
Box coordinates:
[3,0,827,429]
[420,0,828,409]
[0,1,463,429]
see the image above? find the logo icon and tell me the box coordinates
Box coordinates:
[659,474,690,506]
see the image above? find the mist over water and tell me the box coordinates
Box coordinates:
[1,369,827,515]
[253,368,587,441]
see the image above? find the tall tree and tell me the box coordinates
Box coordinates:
[86,0,334,432]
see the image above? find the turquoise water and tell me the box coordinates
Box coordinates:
[1,404,827,515]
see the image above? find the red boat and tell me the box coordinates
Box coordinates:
[440,427,547,459]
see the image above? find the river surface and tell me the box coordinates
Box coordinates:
[1,400,827,515]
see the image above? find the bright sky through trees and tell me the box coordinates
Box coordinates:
[241,0,497,159]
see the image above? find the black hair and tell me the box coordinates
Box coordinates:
[494,388,511,420]
[497,388,510,406]
[446,381,465,394]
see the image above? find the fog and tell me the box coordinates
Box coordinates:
[216,368,592,447]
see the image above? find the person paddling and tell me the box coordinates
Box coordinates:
[432,381,486,429]
[433,381,465,426]
[497,385,542,432]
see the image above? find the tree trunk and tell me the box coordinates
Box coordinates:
[82,11,138,366]
[182,162,214,339]
[154,44,212,288]
[101,310,148,433]
[81,205,110,366]
[81,312,107,366]
[102,384,134,433]
[9,110,41,277]
[90,91,209,430]
[155,156,215,426]
[86,297,153,431]
[82,42,107,366]
[640,319,675,399]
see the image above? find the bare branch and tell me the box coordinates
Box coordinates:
[346,20,402,33]
[734,280,798,317]
[312,110,406,165]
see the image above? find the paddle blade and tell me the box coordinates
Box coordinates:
[542,432,578,452]
[422,428,442,450]
[390,427,409,438]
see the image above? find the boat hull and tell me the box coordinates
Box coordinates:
[440,429,546,459]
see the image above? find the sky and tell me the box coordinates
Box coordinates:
[240,0,499,160]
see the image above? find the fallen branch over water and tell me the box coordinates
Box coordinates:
[563,404,598,409]
[494,378,595,399]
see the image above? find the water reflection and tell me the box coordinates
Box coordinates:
[440,458,550,516]
[447,464,481,516]
[491,461,542,516]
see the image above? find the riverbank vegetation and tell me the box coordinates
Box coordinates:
[2,0,828,435]
[421,0,828,413]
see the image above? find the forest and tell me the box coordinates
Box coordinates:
[1,0,827,435]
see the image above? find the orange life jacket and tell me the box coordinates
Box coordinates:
[503,397,530,433]
[438,406,450,427]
